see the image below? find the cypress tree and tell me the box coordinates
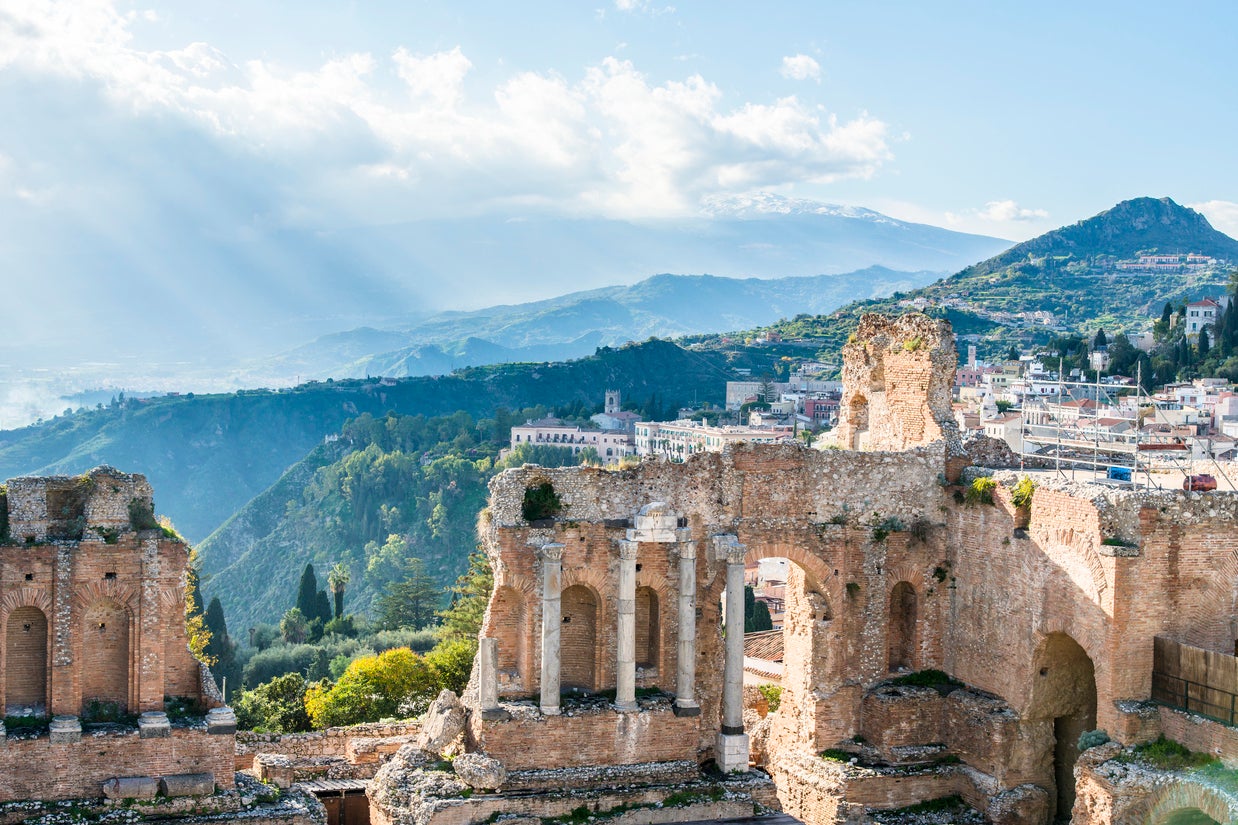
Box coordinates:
[296,564,319,618]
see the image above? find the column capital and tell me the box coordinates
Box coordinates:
[618,539,639,561]
[539,542,565,562]
[677,540,697,561]
[712,534,747,565]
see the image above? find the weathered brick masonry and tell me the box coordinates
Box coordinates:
[0,467,232,801]
[445,313,1238,825]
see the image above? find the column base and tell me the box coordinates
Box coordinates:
[715,732,750,774]
[540,704,560,716]
[615,700,638,712]
[673,701,701,717]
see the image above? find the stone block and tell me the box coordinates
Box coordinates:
[138,711,171,739]
[49,715,82,744]
[417,690,466,755]
[253,754,295,789]
[102,776,159,800]
[158,772,216,798]
[453,752,507,790]
[986,783,1049,825]
[715,732,750,774]
[206,707,237,735]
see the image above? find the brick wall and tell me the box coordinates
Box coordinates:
[0,726,234,802]
[1,471,211,718]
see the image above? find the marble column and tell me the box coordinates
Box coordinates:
[616,540,638,711]
[674,531,700,716]
[714,534,750,773]
[478,638,508,720]
[539,543,564,716]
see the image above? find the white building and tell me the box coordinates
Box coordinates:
[635,419,793,460]
[510,418,634,465]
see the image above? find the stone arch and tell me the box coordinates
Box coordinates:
[560,584,599,691]
[0,587,53,618]
[1129,778,1237,825]
[1028,632,1097,823]
[635,586,660,670]
[81,599,131,714]
[5,606,48,713]
[888,581,918,672]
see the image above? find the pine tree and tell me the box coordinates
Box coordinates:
[439,551,493,642]
[1093,329,1107,349]
[377,557,442,630]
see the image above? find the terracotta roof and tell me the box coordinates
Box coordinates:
[744,629,784,662]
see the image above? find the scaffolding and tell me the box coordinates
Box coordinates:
[1016,365,1235,491]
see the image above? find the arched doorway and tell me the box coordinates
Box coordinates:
[82,600,130,715]
[635,586,660,672]
[1157,809,1222,825]
[5,606,48,713]
[888,581,917,671]
[560,585,598,691]
[734,552,837,762]
[1028,633,1096,822]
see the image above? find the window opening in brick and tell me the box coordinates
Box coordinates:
[888,581,917,671]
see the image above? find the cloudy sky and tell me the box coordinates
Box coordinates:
[2,0,1237,322]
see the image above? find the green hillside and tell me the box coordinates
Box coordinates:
[0,339,766,542]
[198,411,507,631]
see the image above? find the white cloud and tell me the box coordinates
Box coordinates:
[611,0,676,16]
[1190,200,1238,238]
[947,199,1048,225]
[780,54,821,82]
[0,1,890,221]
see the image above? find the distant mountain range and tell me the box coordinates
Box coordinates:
[255,266,953,380]
[1,197,1005,428]
[747,197,1238,358]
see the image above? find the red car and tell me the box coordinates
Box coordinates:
[1183,474,1218,492]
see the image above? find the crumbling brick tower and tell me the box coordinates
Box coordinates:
[0,466,234,802]
[832,313,963,458]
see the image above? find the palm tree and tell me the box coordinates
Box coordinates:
[327,563,350,620]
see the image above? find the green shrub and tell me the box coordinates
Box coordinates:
[521,482,562,522]
[1011,476,1036,509]
[128,498,160,531]
[965,476,996,506]
[889,669,963,690]
[821,748,852,762]
[869,515,905,544]
[758,684,782,713]
[233,673,313,733]
[1122,736,1218,771]
[1077,729,1110,751]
